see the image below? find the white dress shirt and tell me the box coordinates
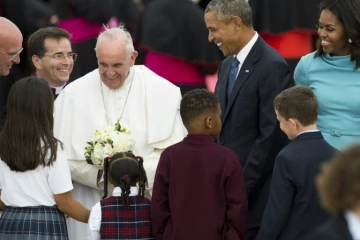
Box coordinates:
[86,186,139,240]
[297,129,320,137]
[345,210,360,240]
[235,32,259,77]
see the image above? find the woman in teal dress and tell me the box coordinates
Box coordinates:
[294,0,360,150]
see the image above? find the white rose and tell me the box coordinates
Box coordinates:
[92,143,105,168]
[111,132,135,152]
[103,142,114,157]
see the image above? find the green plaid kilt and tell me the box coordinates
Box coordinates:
[0,205,68,240]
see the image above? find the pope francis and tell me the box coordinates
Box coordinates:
[54,26,187,240]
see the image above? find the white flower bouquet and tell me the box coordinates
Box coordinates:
[85,120,135,169]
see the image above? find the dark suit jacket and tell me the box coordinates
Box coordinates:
[256,132,336,240]
[311,215,353,240]
[215,36,293,228]
[151,134,248,240]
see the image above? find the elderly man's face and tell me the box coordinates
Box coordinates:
[95,38,138,90]
[0,39,22,76]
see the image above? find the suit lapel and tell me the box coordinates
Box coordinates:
[222,37,263,123]
[223,62,254,118]
[217,60,232,122]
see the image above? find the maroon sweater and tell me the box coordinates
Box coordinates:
[151,134,248,240]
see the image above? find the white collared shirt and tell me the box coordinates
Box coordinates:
[51,82,67,95]
[297,129,320,137]
[235,32,259,77]
[345,211,360,240]
[86,186,139,240]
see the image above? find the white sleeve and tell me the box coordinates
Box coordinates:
[0,162,3,189]
[142,148,163,195]
[68,160,104,190]
[86,202,102,240]
[48,146,73,194]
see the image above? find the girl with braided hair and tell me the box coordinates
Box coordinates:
[86,152,154,240]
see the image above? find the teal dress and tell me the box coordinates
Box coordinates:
[295,52,360,150]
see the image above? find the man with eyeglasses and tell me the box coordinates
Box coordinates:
[27,27,76,99]
[0,17,23,77]
[0,16,23,217]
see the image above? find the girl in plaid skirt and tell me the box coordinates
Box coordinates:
[86,152,154,240]
[0,77,90,240]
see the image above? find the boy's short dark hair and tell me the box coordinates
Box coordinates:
[273,86,318,126]
[180,89,219,126]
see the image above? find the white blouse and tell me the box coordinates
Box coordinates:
[0,146,73,206]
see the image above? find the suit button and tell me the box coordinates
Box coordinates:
[220,140,225,145]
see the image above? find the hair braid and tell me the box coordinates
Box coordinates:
[102,157,111,199]
[137,156,147,197]
[120,175,131,208]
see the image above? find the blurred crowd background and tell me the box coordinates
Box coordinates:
[0,0,320,112]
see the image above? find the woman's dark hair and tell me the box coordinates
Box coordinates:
[315,0,360,69]
[0,76,60,172]
[102,152,147,208]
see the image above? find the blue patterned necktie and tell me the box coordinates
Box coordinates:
[227,57,240,103]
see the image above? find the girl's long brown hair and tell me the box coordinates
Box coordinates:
[0,77,60,172]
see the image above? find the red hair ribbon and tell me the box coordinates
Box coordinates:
[122,174,128,179]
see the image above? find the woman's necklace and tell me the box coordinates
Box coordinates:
[100,75,134,126]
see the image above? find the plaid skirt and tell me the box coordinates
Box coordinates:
[0,205,69,240]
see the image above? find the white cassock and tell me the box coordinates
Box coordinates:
[54,65,187,240]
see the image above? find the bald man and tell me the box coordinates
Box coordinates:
[0,17,23,76]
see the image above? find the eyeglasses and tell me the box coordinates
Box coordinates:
[41,52,78,61]
[0,47,23,61]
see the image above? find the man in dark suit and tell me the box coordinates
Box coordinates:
[27,27,75,99]
[204,0,293,238]
[256,86,336,240]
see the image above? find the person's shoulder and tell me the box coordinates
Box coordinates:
[210,144,240,165]
[134,65,179,88]
[100,196,115,205]
[54,142,66,159]
[134,65,182,100]
[274,142,296,163]
[255,39,290,68]
[258,39,286,61]
[161,140,186,156]
[133,195,151,205]
[298,51,318,63]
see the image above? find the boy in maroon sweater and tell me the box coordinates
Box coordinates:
[151,89,248,240]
